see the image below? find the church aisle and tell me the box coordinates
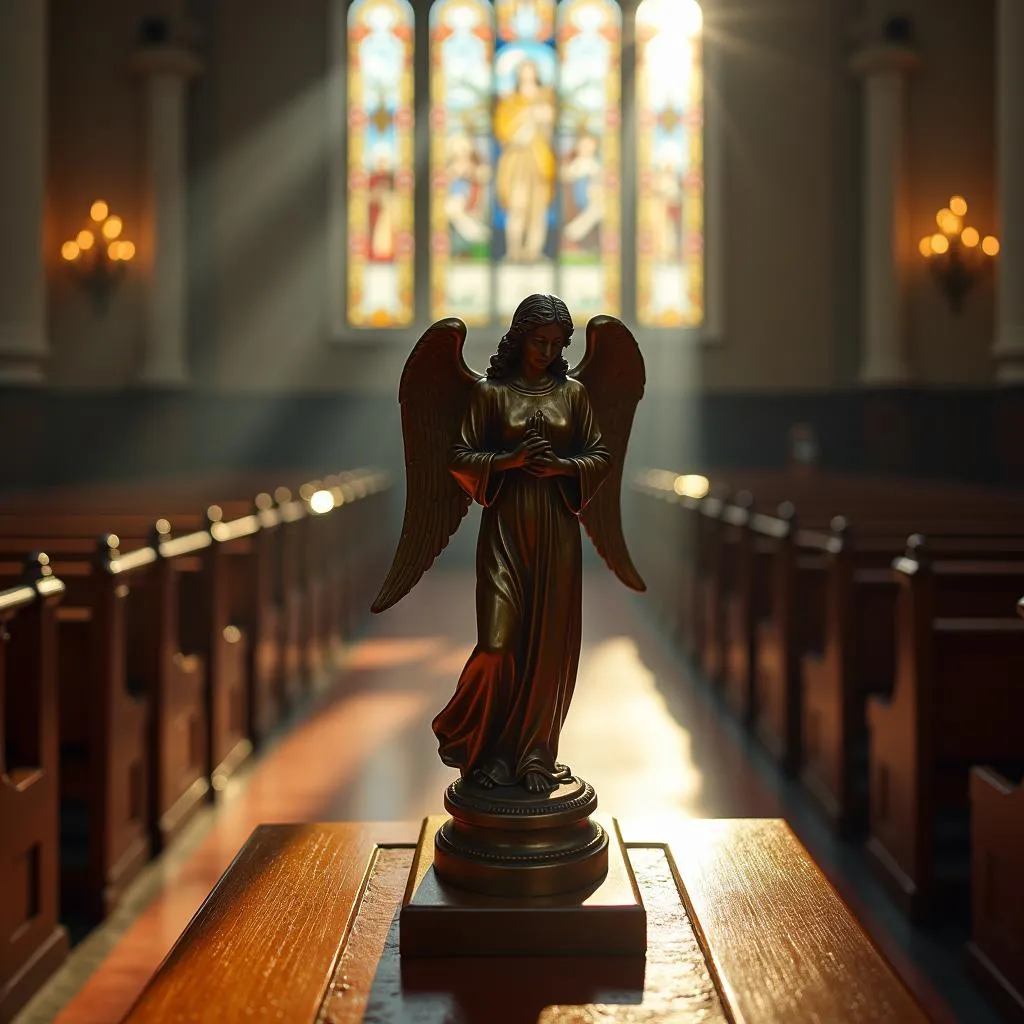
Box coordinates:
[21,571,991,1024]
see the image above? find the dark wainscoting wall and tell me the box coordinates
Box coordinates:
[0,389,405,493]
[642,388,1024,489]
[0,387,1022,494]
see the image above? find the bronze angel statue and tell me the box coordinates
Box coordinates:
[372,294,645,796]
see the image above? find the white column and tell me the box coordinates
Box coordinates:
[851,43,919,384]
[0,1,48,383]
[993,0,1024,383]
[132,46,202,386]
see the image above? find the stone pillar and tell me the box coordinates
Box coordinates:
[851,42,919,384]
[132,45,202,385]
[993,0,1024,383]
[0,1,48,383]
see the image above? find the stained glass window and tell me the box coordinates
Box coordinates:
[343,0,706,332]
[430,0,496,325]
[636,0,704,327]
[556,0,621,319]
[492,0,558,318]
[347,0,415,327]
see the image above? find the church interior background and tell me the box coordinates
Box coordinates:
[2,0,1023,1021]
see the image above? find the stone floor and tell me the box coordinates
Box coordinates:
[14,570,997,1023]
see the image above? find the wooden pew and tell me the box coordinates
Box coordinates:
[337,469,392,637]
[965,592,1024,1022]
[697,495,738,688]
[967,764,1024,1023]
[336,471,380,649]
[749,508,829,773]
[631,471,1024,820]
[680,478,932,708]
[205,478,374,714]
[1,477,304,722]
[865,549,1024,922]
[0,467,392,759]
[724,505,792,731]
[801,528,1024,837]
[247,472,393,720]
[50,541,152,923]
[158,488,324,743]
[0,528,213,859]
[267,488,314,705]
[2,494,290,739]
[744,507,1024,778]
[0,501,269,785]
[247,472,393,700]
[221,500,282,746]
[0,557,68,1024]
[631,471,690,637]
[701,494,753,695]
[799,520,897,833]
[723,506,873,773]
[316,476,355,661]
[0,509,299,925]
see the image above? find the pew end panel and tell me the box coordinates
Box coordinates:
[272,501,309,710]
[801,556,899,838]
[674,498,702,651]
[704,496,753,695]
[302,503,339,686]
[754,530,826,777]
[723,514,777,727]
[181,522,256,792]
[967,766,1024,1023]
[726,508,792,738]
[128,542,210,854]
[233,526,282,744]
[310,509,346,671]
[0,566,69,1024]
[866,558,1024,923]
[57,556,153,924]
[697,498,727,687]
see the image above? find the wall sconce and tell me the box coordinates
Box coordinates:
[918,195,999,313]
[60,200,136,312]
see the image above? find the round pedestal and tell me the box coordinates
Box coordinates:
[433,776,609,897]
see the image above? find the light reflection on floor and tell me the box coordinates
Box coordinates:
[561,636,704,818]
[345,636,447,671]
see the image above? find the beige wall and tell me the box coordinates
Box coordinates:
[47,0,188,387]
[41,0,998,392]
[48,0,145,387]
[900,0,997,385]
[698,0,859,390]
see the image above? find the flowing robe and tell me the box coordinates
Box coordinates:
[434,375,611,786]
[494,90,557,219]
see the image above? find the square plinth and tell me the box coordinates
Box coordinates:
[399,814,646,958]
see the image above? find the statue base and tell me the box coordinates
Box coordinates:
[400,786,646,957]
[435,775,609,898]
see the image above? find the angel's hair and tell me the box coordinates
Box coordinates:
[487,293,574,380]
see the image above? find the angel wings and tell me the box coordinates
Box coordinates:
[371,314,646,613]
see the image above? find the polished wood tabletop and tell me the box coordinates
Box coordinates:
[120,817,927,1024]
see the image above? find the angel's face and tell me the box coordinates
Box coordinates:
[522,324,567,375]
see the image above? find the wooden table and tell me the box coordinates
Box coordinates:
[120,818,927,1023]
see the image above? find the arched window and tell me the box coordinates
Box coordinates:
[636,0,704,327]
[347,0,416,327]
[334,0,707,334]
[429,0,496,325]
